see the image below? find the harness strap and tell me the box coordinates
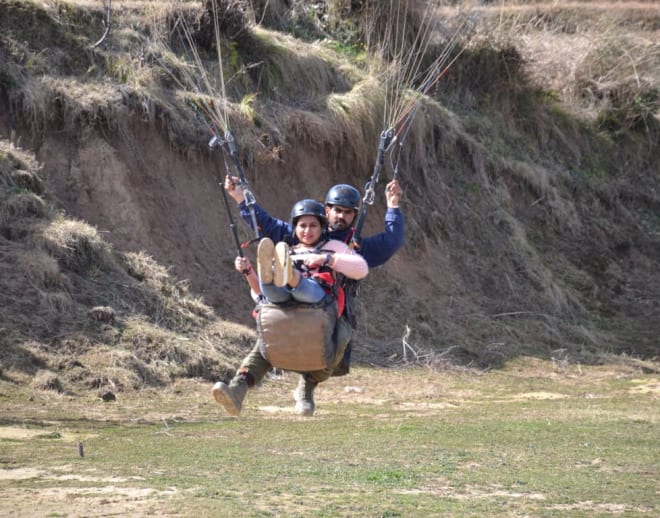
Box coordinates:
[291,239,347,315]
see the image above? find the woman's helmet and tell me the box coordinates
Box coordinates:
[290,199,327,226]
[324,184,361,210]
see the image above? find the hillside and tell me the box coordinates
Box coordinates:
[0,0,658,395]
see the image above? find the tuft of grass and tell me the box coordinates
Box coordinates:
[248,26,353,102]
[0,191,48,225]
[30,369,63,392]
[18,249,71,291]
[38,215,115,273]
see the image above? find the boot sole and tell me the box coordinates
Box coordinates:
[257,238,275,285]
[212,382,241,416]
[274,242,290,288]
[294,404,315,416]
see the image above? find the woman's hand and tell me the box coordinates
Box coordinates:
[300,253,333,269]
[235,256,252,274]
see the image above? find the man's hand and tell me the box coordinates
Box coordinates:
[385,179,402,208]
[224,174,245,204]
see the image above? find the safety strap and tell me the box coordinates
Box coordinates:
[291,239,347,315]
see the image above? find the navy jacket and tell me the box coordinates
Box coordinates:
[238,201,405,268]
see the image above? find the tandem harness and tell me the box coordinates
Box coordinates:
[256,295,339,372]
[254,240,348,372]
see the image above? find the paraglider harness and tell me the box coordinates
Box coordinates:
[290,238,347,316]
[198,113,347,372]
[254,234,354,372]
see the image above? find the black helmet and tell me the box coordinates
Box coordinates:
[324,184,360,210]
[290,199,327,226]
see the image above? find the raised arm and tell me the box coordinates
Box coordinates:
[224,175,292,242]
[358,179,405,268]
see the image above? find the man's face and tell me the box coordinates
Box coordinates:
[325,204,356,231]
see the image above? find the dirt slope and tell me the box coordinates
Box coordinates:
[0,0,658,392]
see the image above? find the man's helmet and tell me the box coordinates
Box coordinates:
[324,184,360,210]
[290,199,327,226]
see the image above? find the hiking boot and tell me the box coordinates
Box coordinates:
[293,376,317,416]
[273,242,291,288]
[257,238,275,284]
[212,376,248,416]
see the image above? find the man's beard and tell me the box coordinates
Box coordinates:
[330,219,349,231]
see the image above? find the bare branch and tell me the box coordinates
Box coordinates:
[91,0,112,49]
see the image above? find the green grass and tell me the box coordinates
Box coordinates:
[1,361,658,516]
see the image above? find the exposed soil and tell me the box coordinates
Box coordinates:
[0,0,658,399]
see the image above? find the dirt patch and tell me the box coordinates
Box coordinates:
[508,391,569,401]
[0,464,180,517]
[0,427,80,441]
[628,379,660,396]
[1,486,180,518]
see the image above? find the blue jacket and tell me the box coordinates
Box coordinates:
[239,201,405,268]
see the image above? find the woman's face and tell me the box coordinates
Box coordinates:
[295,215,323,245]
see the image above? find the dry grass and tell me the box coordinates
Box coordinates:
[30,369,64,392]
[37,216,115,273]
[1,0,658,395]
[0,137,251,392]
[466,0,660,124]
[1,359,657,516]
[18,248,72,292]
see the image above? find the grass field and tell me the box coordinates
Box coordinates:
[1,358,657,517]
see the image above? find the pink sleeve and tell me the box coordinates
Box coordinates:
[323,240,369,280]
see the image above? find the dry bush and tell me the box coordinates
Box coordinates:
[31,370,64,392]
[574,35,659,131]
[0,142,42,185]
[88,305,116,324]
[105,349,151,390]
[37,216,115,273]
[199,0,253,43]
[248,27,353,102]
[470,1,660,127]
[122,251,215,330]
[122,250,171,284]
[326,77,384,171]
[114,315,244,385]
[10,169,45,194]
[18,249,71,292]
[354,0,443,58]
[251,0,300,31]
[0,192,48,226]
[0,143,52,241]
[38,290,73,315]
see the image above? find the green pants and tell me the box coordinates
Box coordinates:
[238,315,353,385]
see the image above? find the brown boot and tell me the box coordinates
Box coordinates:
[212,375,248,416]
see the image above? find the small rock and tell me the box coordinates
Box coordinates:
[344,386,364,393]
[88,306,115,324]
[99,390,116,402]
